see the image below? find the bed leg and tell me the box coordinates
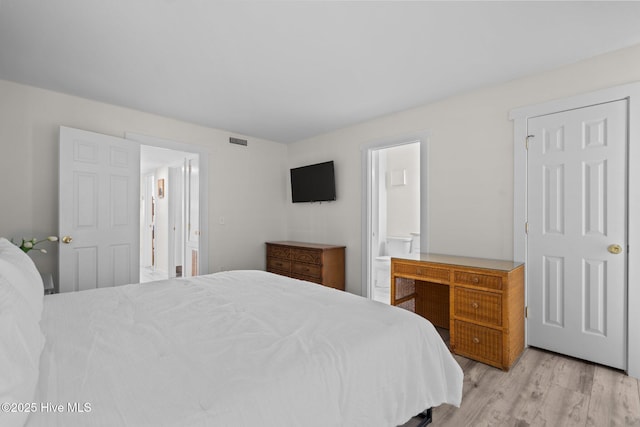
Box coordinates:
[415,407,432,426]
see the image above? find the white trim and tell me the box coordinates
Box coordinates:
[125,132,211,276]
[510,82,640,378]
[360,131,430,298]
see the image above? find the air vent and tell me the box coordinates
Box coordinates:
[229,137,248,146]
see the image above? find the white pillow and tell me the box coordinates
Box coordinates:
[0,275,45,427]
[0,238,44,321]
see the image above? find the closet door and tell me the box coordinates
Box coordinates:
[527,100,627,369]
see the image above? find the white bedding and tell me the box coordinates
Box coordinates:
[27,270,462,427]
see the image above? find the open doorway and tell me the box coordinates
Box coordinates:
[140,145,200,283]
[361,132,429,301]
[369,142,420,303]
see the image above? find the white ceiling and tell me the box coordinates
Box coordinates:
[2,1,640,144]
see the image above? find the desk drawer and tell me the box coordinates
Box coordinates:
[454,271,502,290]
[291,262,322,279]
[454,288,502,326]
[291,249,322,265]
[267,257,290,272]
[394,262,449,283]
[454,320,502,366]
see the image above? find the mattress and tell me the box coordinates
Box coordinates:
[27,270,462,427]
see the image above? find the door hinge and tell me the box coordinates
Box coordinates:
[525,134,534,150]
[525,306,528,318]
[525,222,529,234]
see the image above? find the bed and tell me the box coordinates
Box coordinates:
[0,238,463,427]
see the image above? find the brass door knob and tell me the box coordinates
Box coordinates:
[608,244,622,255]
[62,236,73,244]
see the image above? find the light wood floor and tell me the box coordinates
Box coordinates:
[402,346,640,426]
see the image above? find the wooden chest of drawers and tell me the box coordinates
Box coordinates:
[266,241,346,290]
[391,254,524,370]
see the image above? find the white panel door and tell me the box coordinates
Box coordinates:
[59,127,140,292]
[527,100,627,369]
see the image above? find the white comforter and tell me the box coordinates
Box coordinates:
[27,271,462,427]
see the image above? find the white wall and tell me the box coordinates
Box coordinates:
[287,43,640,295]
[0,79,288,283]
[386,143,420,237]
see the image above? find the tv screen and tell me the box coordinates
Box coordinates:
[290,161,336,203]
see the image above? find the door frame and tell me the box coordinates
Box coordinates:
[360,131,430,298]
[126,132,210,276]
[168,165,183,278]
[510,82,640,378]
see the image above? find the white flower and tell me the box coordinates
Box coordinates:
[13,235,58,253]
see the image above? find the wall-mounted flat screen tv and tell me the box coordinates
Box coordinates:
[290,161,336,203]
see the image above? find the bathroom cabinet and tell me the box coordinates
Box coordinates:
[265,241,346,291]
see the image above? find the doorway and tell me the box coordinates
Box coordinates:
[58,127,209,291]
[140,145,200,283]
[361,132,430,300]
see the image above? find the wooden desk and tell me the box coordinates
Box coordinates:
[391,254,524,370]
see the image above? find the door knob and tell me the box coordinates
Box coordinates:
[61,236,73,244]
[608,244,622,254]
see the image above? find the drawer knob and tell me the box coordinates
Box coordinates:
[471,302,479,309]
[472,337,480,344]
[472,276,479,283]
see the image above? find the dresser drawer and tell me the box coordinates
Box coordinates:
[393,262,450,283]
[267,245,290,260]
[454,320,503,366]
[291,262,322,279]
[454,271,502,290]
[454,288,502,326]
[291,248,322,265]
[267,257,290,272]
